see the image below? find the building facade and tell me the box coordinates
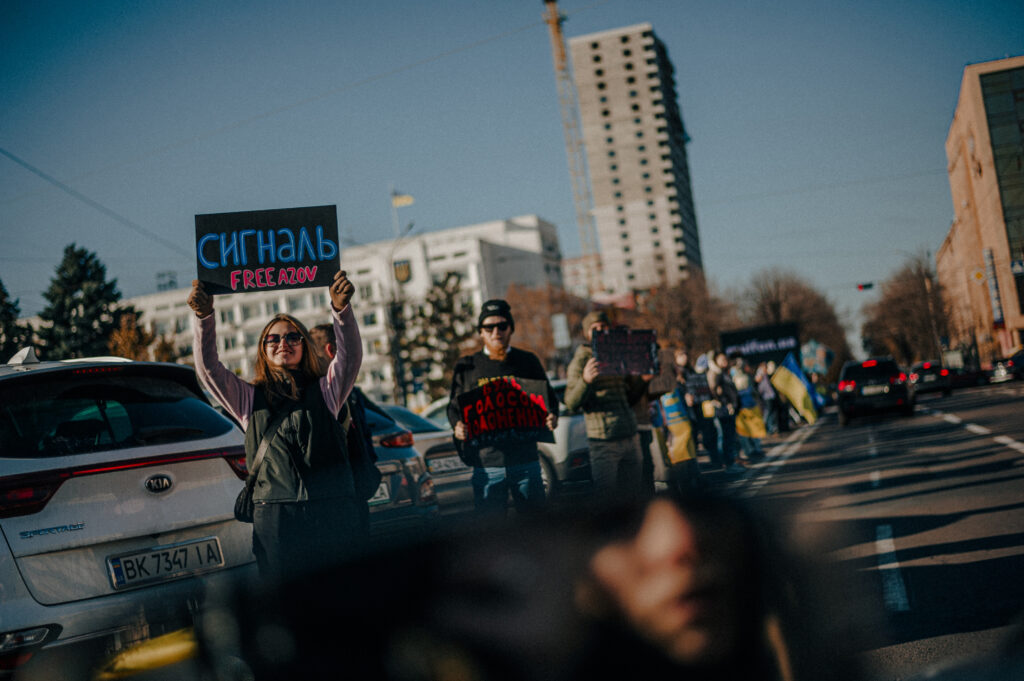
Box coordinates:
[568,23,703,295]
[937,56,1024,362]
[127,215,563,404]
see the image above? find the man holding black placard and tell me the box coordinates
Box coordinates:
[448,299,558,516]
[564,310,651,501]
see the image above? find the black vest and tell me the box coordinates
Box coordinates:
[245,384,357,504]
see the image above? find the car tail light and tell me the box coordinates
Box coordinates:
[940,369,949,377]
[1008,360,1015,368]
[862,360,878,368]
[380,431,414,448]
[922,362,932,369]
[0,447,247,518]
[0,473,67,519]
[417,477,436,505]
[222,448,249,480]
[909,373,919,382]
[838,380,856,392]
[890,373,907,385]
[0,625,61,671]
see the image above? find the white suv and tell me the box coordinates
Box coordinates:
[0,349,253,677]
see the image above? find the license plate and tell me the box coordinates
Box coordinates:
[368,481,390,506]
[924,375,936,382]
[862,385,888,395]
[428,455,467,473]
[107,537,223,590]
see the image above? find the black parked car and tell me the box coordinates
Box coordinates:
[836,358,915,426]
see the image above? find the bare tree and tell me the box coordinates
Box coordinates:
[738,268,852,379]
[861,254,948,364]
[107,311,155,360]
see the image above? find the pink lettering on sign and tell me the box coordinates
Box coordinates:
[227,266,318,291]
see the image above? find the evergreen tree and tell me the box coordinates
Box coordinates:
[396,272,478,402]
[37,244,136,359]
[0,278,34,362]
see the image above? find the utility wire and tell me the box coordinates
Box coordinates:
[0,146,192,258]
[2,1,612,208]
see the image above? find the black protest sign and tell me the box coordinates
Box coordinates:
[591,328,659,375]
[456,377,556,449]
[195,205,340,295]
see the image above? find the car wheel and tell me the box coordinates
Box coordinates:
[839,411,850,427]
[943,388,952,397]
[540,455,558,499]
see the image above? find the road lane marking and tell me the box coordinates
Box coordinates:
[964,423,991,435]
[875,524,910,612]
[942,414,962,425]
[735,421,819,498]
[992,435,1024,454]
[870,470,881,488]
[927,411,1024,454]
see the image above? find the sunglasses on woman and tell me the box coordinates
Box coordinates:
[479,322,510,332]
[263,332,304,346]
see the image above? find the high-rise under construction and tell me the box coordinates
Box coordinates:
[568,23,703,294]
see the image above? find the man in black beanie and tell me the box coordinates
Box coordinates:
[447,299,558,515]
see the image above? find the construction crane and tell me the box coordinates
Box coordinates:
[543,0,600,292]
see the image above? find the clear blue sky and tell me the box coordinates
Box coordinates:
[3,0,1023,350]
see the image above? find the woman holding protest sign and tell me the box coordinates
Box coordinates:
[187,270,363,582]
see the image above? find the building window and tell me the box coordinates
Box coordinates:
[628,273,636,281]
[604,123,612,130]
[595,69,604,76]
[620,35,629,43]
[636,131,644,138]
[612,177,620,184]
[627,76,636,84]
[240,303,259,321]
[610,164,618,171]
[606,136,614,144]
[223,336,237,351]
[287,294,308,311]
[629,90,638,97]
[645,186,653,193]
[600,96,608,103]
[607,150,616,157]
[614,191,622,198]
[616,204,624,212]
[618,217,626,224]
[637,145,646,152]
[592,55,602,63]
[362,312,377,326]
[601,109,610,117]
[597,82,606,90]
[620,232,629,239]
[624,62,634,70]
[623,246,631,253]
[590,41,599,49]
[642,172,650,179]
[625,259,633,267]
[623,49,632,57]
[631,103,640,111]
[639,158,648,165]
[220,309,235,324]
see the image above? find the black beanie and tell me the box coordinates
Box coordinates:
[478,299,514,329]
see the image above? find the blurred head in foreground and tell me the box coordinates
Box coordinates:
[197,490,864,681]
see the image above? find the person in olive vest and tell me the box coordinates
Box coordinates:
[188,271,362,582]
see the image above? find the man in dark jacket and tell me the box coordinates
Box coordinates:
[447,299,558,516]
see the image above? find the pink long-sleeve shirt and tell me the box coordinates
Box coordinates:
[192,305,362,431]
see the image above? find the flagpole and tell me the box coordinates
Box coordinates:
[390,183,400,239]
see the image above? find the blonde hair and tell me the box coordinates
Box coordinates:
[253,314,325,402]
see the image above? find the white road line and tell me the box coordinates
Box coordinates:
[965,423,992,435]
[875,524,910,612]
[870,470,881,488]
[929,411,1024,456]
[735,422,819,498]
[943,414,962,425]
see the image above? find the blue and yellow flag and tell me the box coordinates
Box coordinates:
[391,191,414,207]
[770,352,818,425]
[659,389,696,463]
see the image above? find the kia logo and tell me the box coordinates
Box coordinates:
[145,474,173,494]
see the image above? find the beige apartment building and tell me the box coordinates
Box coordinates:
[568,23,703,296]
[937,56,1024,363]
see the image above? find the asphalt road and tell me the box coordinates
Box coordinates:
[717,381,1024,681]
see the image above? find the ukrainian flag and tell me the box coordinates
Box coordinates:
[770,352,818,425]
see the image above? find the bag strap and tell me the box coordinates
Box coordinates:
[249,407,292,479]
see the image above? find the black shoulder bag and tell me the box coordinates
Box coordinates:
[234,408,291,523]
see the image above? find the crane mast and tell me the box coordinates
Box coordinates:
[543,0,600,292]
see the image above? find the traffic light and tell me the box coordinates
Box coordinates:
[857,282,874,291]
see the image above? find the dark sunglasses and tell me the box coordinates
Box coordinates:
[479,322,510,332]
[263,332,304,346]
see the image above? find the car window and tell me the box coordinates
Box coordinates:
[0,373,235,458]
[385,406,446,433]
